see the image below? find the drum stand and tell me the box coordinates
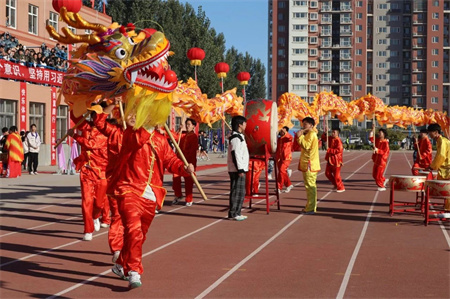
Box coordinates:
[245,145,280,214]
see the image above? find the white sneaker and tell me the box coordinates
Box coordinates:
[83,233,92,241]
[128,271,142,289]
[94,218,100,232]
[172,197,182,205]
[100,223,110,228]
[112,264,127,280]
[267,174,273,180]
[378,187,386,191]
[437,213,450,219]
[155,209,159,214]
[233,215,246,221]
[285,185,294,193]
[239,215,248,219]
[33,172,38,175]
[275,189,283,194]
[112,250,120,263]
[287,169,292,177]
[185,202,193,207]
[336,189,346,193]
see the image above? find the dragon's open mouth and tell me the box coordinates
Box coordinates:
[124,43,177,92]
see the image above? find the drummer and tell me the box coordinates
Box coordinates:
[426,124,450,216]
[411,128,432,176]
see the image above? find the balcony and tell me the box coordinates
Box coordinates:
[340,29,353,35]
[321,5,331,12]
[320,55,331,60]
[320,30,332,36]
[320,67,332,72]
[340,67,352,72]
[339,42,352,48]
[340,80,352,84]
[320,78,332,84]
[340,18,352,24]
[340,54,351,59]
[320,42,332,48]
[321,17,332,23]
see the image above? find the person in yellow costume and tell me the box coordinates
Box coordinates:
[426,124,450,216]
[295,117,320,214]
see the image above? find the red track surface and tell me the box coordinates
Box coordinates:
[1,151,449,298]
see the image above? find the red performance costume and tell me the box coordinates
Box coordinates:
[325,135,345,191]
[411,136,432,176]
[276,132,293,191]
[71,114,108,235]
[108,128,189,276]
[94,112,125,255]
[245,159,265,196]
[4,131,24,178]
[172,130,198,204]
[372,138,390,188]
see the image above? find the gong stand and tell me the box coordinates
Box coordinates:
[245,144,281,214]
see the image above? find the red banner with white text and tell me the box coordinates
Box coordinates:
[0,60,64,86]
[19,82,27,132]
[50,87,57,166]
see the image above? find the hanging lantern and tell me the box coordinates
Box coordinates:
[214,62,229,79]
[237,72,251,85]
[52,0,83,13]
[187,47,205,66]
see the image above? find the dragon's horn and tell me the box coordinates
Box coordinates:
[46,7,108,45]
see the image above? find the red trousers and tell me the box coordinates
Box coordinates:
[277,160,292,190]
[108,196,123,253]
[245,168,263,195]
[325,163,345,190]
[116,193,156,275]
[101,196,111,225]
[172,174,194,202]
[80,167,107,233]
[372,163,386,188]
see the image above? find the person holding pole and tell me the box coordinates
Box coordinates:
[106,117,194,288]
[295,117,320,214]
[325,127,345,192]
[426,124,450,218]
[372,128,390,191]
[411,128,432,176]
[276,126,294,193]
[172,118,198,206]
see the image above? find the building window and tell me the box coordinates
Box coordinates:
[356,49,362,55]
[431,97,438,103]
[293,12,308,18]
[0,99,17,129]
[278,49,285,56]
[356,61,362,67]
[29,102,45,142]
[432,25,439,31]
[278,73,286,79]
[309,84,318,92]
[278,25,286,32]
[431,37,439,43]
[6,0,17,28]
[356,73,362,79]
[309,72,318,80]
[292,48,307,54]
[431,85,438,91]
[278,1,286,8]
[356,13,363,19]
[355,85,362,91]
[309,36,318,44]
[356,25,363,31]
[28,4,38,35]
[309,60,318,68]
[309,49,318,56]
[292,60,307,66]
[278,37,285,45]
[310,1,318,8]
[432,73,439,79]
[278,61,285,67]
[292,84,307,91]
[432,61,439,67]
[432,13,439,19]
[56,106,68,140]
[356,37,363,43]
[310,13,318,20]
[293,36,308,43]
[310,25,318,32]
[356,1,363,7]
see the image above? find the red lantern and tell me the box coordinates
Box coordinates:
[237,72,251,85]
[52,0,82,14]
[187,48,205,66]
[214,62,229,79]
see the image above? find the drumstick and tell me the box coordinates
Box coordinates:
[219,113,232,130]
[119,101,127,130]
[54,111,91,149]
[372,114,376,150]
[164,123,208,201]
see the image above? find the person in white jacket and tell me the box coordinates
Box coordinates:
[227,115,249,221]
[26,124,41,175]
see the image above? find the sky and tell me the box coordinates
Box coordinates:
[179,0,268,73]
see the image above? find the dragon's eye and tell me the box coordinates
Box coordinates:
[115,48,127,59]
[128,37,136,46]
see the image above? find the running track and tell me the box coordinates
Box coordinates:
[0,151,449,298]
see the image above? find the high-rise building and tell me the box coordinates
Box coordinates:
[268,0,450,117]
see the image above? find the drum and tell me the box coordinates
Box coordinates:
[390,175,427,192]
[425,180,450,198]
[418,170,438,180]
[244,99,278,155]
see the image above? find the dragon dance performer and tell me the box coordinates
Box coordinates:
[245,159,264,197]
[296,117,320,214]
[107,123,194,288]
[372,128,390,191]
[172,118,198,206]
[3,126,24,178]
[276,126,294,193]
[426,124,450,216]
[68,111,108,241]
[325,128,345,192]
[411,128,432,176]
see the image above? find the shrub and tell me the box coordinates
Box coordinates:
[390,144,401,150]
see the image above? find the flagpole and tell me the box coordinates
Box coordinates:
[221,77,225,156]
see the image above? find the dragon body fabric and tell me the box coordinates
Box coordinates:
[47,7,178,129]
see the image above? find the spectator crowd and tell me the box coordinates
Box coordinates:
[0,31,68,72]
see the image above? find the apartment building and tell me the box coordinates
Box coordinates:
[268,0,450,118]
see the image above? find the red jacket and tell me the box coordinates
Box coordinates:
[414,136,432,167]
[372,138,390,166]
[107,128,189,209]
[276,132,293,162]
[325,136,343,167]
[178,131,198,168]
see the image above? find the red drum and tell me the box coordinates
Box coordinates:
[244,99,278,155]
[418,170,438,180]
[425,180,450,198]
[390,175,427,192]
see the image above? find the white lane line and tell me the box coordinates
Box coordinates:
[403,153,450,247]
[0,216,80,238]
[336,154,392,299]
[196,157,372,299]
